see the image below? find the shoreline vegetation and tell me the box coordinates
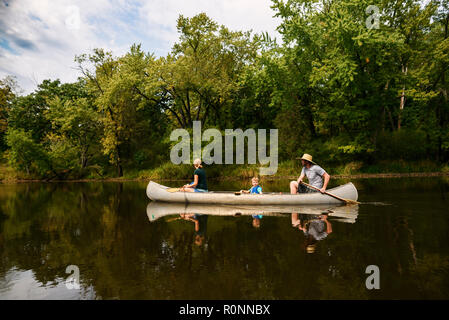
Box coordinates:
[2,160,448,183]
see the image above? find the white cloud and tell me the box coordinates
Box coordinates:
[0,0,280,94]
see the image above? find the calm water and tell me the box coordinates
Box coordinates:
[0,178,448,299]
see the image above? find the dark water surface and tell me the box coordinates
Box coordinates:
[0,178,448,299]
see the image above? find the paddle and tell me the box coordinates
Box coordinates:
[167,215,198,222]
[167,217,182,222]
[300,181,360,205]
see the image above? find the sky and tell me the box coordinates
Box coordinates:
[0,0,281,94]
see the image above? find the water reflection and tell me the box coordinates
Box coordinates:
[178,214,208,246]
[1,179,448,299]
[252,215,263,229]
[146,202,359,223]
[292,212,332,254]
[147,202,358,253]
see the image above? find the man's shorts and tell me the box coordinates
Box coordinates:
[297,184,319,194]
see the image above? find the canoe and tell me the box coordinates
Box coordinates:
[146,181,358,205]
[146,202,359,223]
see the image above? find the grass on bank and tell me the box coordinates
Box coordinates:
[1,158,448,182]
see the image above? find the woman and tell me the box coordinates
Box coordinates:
[179,213,208,246]
[180,158,208,193]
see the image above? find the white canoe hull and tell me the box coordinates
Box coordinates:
[146,181,358,205]
[146,202,359,223]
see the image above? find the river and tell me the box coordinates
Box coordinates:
[0,178,448,299]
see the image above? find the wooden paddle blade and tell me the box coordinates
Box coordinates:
[166,188,180,193]
[344,199,361,205]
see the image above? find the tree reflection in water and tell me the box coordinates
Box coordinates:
[0,179,448,299]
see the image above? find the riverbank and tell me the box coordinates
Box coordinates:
[1,160,449,183]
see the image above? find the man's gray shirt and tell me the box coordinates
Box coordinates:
[301,165,326,188]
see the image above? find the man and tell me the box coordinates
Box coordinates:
[290,153,330,194]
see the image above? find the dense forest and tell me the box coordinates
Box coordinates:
[1,0,449,180]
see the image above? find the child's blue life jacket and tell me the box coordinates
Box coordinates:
[250,185,262,194]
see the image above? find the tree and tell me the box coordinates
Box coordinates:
[76,49,128,177]
[406,0,449,160]
[6,128,49,176]
[7,79,85,144]
[134,13,260,129]
[270,0,440,162]
[46,94,102,170]
[75,46,169,176]
[0,76,19,152]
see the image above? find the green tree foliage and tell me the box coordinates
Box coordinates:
[152,13,259,129]
[6,79,105,178]
[1,8,449,179]
[46,95,102,170]
[265,0,449,163]
[6,128,49,176]
[7,79,83,143]
[75,46,169,176]
[0,76,18,152]
[75,49,127,176]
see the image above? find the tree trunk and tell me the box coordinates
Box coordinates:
[117,161,123,177]
[398,64,408,130]
[298,92,316,138]
[80,145,89,169]
[116,145,123,177]
[305,106,316,138]
[436,14,449,161]
[386,106,395,131]
[382,81,390,132]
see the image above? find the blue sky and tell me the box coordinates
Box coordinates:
[0,0,281,94]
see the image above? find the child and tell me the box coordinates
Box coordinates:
[240,178,263,228]
[240,177,262,194]
[252,214,263,228]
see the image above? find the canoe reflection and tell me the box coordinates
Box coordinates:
[146,202,359,224]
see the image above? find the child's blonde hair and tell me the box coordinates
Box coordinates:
[251,177,259,183]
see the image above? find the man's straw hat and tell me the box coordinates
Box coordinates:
[296,153,316,165]
[306,244,316,254]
